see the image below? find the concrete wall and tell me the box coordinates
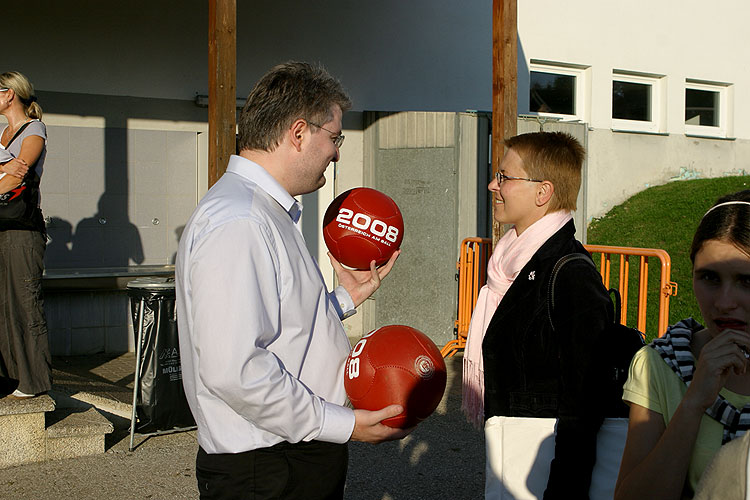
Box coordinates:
[587,132,750,217]
[337,112,491,346]
[517,0,748,134]
[38,93,210,355]
[516,0,750,218]
[9,0,495,353]
[17,0,750,352]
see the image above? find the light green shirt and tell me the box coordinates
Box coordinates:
[623,345,750,494]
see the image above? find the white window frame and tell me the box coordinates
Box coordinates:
[611,71,665,134]
[528,61,589,123]
[685,79,732,138]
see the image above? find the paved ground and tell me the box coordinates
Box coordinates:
[0,353,484,500]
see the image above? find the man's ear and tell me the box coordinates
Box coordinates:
[289,118,307,152]
[536,181,554,207]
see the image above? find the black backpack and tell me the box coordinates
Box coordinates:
[547,253,645,418]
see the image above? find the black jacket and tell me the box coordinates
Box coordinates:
[482,219,614,499]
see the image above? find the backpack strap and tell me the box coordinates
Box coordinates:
[547,253,596,330]
[3,120,33,149]
[547,251,646,418]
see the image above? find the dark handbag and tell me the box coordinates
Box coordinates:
[0,122,43,228]
[548,253,645,418]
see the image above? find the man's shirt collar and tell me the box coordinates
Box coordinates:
[226,154,303,223]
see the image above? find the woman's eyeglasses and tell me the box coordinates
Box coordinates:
[495,172,544,184]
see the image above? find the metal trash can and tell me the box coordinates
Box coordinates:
[127,276,195,450]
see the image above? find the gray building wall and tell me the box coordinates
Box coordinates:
[38,93,209,355]
[41,122,199,355]
[37,109,592,354]
[339,112,491,347]
[13,1,742,353]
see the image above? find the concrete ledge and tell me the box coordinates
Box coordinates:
[0,394,55,416]
[47,433,106,461]
[51,387,132,420]
[46,407,114,438]
[0,395,56,468]
[46,408,113,461]
[0,411,48,468]
[43,265,174,291]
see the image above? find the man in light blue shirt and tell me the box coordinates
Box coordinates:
[176,62,409,499]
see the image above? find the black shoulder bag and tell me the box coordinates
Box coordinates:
[0,121,44,231]
[548,253,645,418]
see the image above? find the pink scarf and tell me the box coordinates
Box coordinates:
[461,210,573,427]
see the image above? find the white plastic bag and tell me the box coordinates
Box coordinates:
[485,416,628,500]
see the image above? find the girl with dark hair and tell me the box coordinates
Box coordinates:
[616,190,750,499]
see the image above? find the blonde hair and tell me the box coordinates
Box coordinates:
[504,132,585,212]
[0,71,42,120]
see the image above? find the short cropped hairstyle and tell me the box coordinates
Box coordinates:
[504,131,585,212]
[690,189,750,263]
[237,61,352,153]
[0,71,42,120]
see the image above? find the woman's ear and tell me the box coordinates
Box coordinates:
[0,88,14,104]
[536,181,554,207]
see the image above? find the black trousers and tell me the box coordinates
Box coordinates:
[196,440,348,500]
[0,229,51,395]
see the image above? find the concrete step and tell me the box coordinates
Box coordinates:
[0,392,116,469]
[0,394,55,468]
[50,385,132,420]
[45,407,114,461]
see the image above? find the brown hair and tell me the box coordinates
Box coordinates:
[0,71,42,120]
[504,131,585,211]
[690,190,750,263]
[237,61,351,152]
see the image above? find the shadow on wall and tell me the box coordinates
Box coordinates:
[46,195,144,269]
[345,356,484,500]
[44,217,73,268]
[38,93,204,356]
[40,91,205,270]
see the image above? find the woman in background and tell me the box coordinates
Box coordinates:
[616,190,750,499]
[0,71,52,399]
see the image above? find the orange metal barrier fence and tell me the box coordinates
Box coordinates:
[441,240,678,358]
[440,238,492,357]
[584,245,678,338]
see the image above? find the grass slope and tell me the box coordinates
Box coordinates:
[587,176,750,341]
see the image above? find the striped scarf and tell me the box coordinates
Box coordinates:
[651,318,750,444]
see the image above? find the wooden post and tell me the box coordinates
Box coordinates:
[492,0,517,244]
[208,0,237,188]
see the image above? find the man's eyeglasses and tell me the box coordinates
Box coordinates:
[308,121,345,148]
[0,88,8,92]
[495,171,544,184]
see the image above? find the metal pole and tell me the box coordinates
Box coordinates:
[129,297,146,452]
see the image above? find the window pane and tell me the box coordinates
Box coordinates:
[685,88,719,127]
[612,80,651,121]
[530,71,575,115]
